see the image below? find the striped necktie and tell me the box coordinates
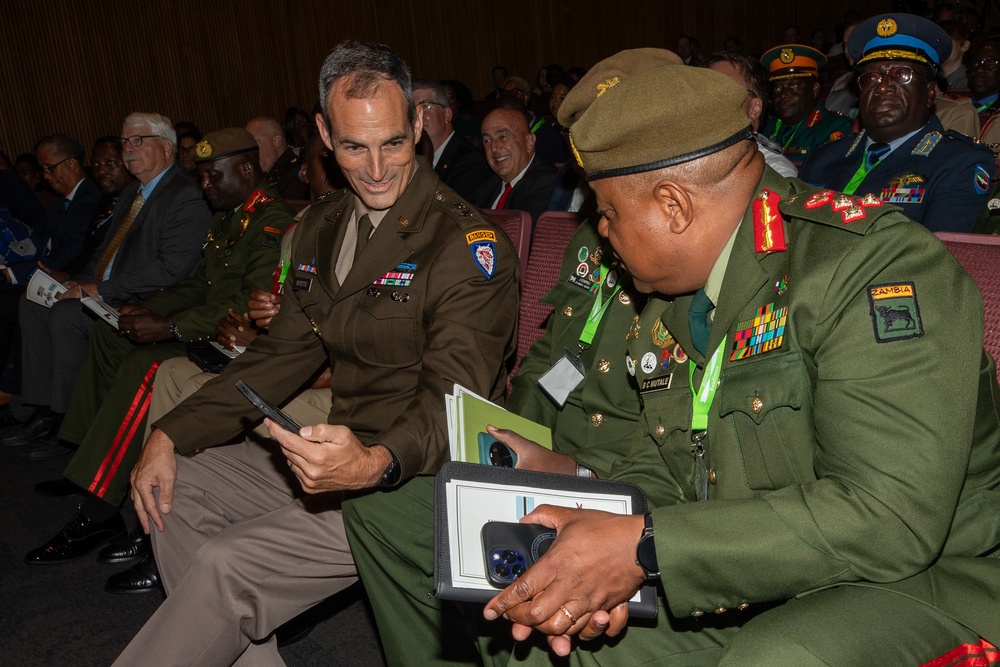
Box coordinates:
[95,192,145,279]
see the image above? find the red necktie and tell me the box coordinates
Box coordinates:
[496,182,513,209]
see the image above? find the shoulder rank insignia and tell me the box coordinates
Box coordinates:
[753,189,786,253]
[466,229,497,280]
[242,189,274,213]
[804,190,835,209]
[807,109,822,128]
[867,282,923,343]
[911,132,942,157]
[845,131,866,157]
[829,131,844,142]
[730,302,787,361]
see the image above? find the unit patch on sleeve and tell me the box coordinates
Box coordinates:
[466,230,497,280]
[867,282,923,343]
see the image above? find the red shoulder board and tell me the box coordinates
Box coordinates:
[807,109,822,127]
[242,189,275,213]
[753,189,787,253]
[829,131,844,141]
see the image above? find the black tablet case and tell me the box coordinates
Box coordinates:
[433,460,658,619]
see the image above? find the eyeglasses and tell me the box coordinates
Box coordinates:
[857,65,917,90]
[115,135,161,151]
[41,156,71,175]
[417,101,446,112]
[503,88,527,98]
[177,145,196,154]
[970,57,1000,70]
[771,79,810,94]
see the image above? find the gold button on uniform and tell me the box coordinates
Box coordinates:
[737,603,750,611]
[618,291,631,304]
[708,467,717,485]
[590,413,604,427]
[563,306,574,316]
[714,607,727,614]
[596,359,611,373]
[751,396,763,413]
[654,424,665,437]
[690,610,704,618]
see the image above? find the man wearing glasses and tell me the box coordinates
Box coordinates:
[966,41,1000,177]
[800,14,994,233]
[413,78,491,201]
[2,113,209,455]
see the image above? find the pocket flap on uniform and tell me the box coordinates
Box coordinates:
[717,353,807,425]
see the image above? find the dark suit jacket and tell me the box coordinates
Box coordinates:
[799,116,994,232]
[473,156,557,222]
[8,177,100,284]
[433,133,492,202]
[80,163,211,304]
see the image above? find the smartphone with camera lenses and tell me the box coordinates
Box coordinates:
[481,522,556,587]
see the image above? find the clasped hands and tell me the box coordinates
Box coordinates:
[478,426,649,656]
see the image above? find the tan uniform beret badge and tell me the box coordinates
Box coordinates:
[195,140,212,159]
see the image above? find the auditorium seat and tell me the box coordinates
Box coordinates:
[483,208,531,279]
[508,211,582,393]
[935,232,1000,372]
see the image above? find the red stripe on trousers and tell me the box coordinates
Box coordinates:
[87,362,160,496]
[922,640,999,667]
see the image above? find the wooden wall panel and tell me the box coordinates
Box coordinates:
[1,0,894,160]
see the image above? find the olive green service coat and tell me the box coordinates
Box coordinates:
[60,183,294,505]
[628,166,1000,642]
[346,166,1000,666]
[155,167,519,482]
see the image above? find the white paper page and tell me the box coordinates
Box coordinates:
[25,269,66,307]
[445,479,632,590]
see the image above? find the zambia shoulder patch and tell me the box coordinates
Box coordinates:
[868,282,923,343]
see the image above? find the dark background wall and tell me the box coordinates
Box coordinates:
[0,0,905,155]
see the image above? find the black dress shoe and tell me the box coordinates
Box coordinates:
[34,477,84,497]
[105,552,161,594]
[97,529,149,564]
[0,414,59,446]
[24,511,126,564]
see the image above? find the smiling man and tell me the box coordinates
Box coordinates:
[800,13,993,232]
[114,41,518,666]
[474,105,556,223]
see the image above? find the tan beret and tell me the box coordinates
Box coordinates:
[557,48,683,129]
[194,128,258,163]
[568,65,753,181]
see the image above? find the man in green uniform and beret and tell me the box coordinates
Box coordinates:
[113,41,518,666]
[355,49,1000,665]
[25,128,294,568]
[760,44,852,169]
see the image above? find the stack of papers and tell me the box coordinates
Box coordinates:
[445,385,552,463]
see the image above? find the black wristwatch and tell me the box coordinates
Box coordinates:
[635,513,659,580]
[377,449,401,488]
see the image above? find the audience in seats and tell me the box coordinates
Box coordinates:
[501,75,571,164]
[800,14,993,232]
[245,116,309,201]
[1,113,210,457]
[474,105,558,225]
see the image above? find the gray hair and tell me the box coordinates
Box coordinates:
[123,112,177,148]
[412,79,449,108]
[318,41,415,126]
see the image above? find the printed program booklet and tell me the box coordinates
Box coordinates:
[445,384,552,463]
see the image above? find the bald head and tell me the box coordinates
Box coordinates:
[245,117,287,171]
[481,108,536,184]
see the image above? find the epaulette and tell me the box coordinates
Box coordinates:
[429,186,489,230]
[781,187,898,235]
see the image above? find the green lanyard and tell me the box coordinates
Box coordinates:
[772,118,803,151]
[579,264,621,348]
[688,336,727,430]
[842,155,885,195]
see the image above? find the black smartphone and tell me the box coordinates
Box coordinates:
[481,521,556,588]
[236,380,302,433]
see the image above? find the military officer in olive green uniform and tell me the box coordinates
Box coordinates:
[352,50,1000,666]
[24,128,293,566]
[113,42,518,666]
[760,45,852,169]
